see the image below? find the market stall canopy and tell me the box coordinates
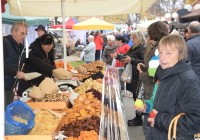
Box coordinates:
[2,4,49,26]
[136,20,156,31]
[72,17,114,30]
[1,0,7,13]
[181,9,200,19]
[51,17,77,29]
[7,0,157,17]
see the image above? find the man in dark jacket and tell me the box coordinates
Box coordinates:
[186,21,200,80]
[3,21,28,108]
[29,25,47,50]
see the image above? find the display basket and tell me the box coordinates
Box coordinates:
[5,100,35,135]
[26,95,69,110]
[99,66,130,140]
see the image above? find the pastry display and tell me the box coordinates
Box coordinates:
[74,78,102,94]
[61,116,100,138]
[28,109,60,135]
[73,60,106,82]
[34,93,68,102]
[63,93,101,124]
[67,130,99,140]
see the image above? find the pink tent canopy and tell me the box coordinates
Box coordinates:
[51,17,77,29]
[1,0,7,13]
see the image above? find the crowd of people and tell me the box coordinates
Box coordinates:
[3,20,200,139]
[80,20,200,139]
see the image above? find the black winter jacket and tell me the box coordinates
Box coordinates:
[23,44,55,76]
[3,35,24,89]
[187,34,200,80]
[18,44,55,96]
[29,37,41,50]
[151,60,200,140]
[124,44,145,94]
[125,43,145,75]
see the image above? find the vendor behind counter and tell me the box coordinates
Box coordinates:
[18,33,71,96]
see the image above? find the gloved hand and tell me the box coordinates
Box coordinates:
[52,68,72,80]
[29,86,45,100]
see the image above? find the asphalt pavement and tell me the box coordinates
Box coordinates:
[123,96,145,140]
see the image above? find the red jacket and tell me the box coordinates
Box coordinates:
[115,43,130,67]
[94,35,103,50]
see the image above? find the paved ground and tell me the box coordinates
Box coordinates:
[66,53,145,140]
[123,96,145,140]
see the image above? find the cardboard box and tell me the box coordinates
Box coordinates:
[5,135,52,140]
[26,98,69,110]
[26,92,70,110]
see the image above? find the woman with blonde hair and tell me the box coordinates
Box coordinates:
[120,30,146,126]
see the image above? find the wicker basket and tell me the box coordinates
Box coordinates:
[168,113,200,140]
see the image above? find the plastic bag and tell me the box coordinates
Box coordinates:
[5,100,35,135]
[121,62,132,83]
[111,58,116,67]
[80,51,85,60]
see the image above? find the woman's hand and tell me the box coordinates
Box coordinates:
[110,53,117,58]
[134,104,147,113]
[147,109,158,127]
[16,71,26,80]
[137,63,145,73]
[121,56,131,64]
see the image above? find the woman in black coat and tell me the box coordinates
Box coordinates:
[148,35,200,140]
[122,30,146,100]
[121,30,146,126]
[18,34,56,96]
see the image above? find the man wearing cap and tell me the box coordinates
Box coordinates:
[29,25,47,49]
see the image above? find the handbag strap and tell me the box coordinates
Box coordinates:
[173,113,185,139]
[168,113,200,140]
[168,115,177,140]
[168,113,185,140]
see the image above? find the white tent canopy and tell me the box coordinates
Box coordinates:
[7,0,157,69]
[7,0,157,17]
[137,20,156,31]
[0,0,158,138]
